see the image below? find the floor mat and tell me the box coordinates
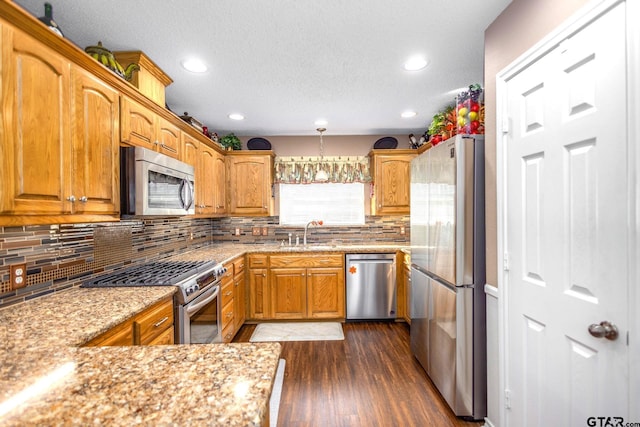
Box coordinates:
[250,322,344,342]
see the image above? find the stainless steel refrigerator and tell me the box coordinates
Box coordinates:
[409,134,486,420]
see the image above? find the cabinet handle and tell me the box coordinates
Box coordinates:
[226,312,233,318]
[225,290,233,297]
[153,316,169,328]
[160,143,178,153]
[67,195,76,202]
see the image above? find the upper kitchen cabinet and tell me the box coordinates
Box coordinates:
[120,95,180,159]
[226,151,275,216]
[182,133,226,216]
[369,150,417,215]
[70,67,120,215]
[0,22,119,224]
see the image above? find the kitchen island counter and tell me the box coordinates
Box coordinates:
[0,287,280,426]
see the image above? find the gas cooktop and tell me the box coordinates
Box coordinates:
[82,260,219,287]
[81,260,227,304]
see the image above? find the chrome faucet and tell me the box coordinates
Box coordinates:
[303,220,323,246]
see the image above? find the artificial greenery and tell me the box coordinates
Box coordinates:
[219,133,242,150]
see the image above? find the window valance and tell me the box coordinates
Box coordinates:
[274,156,372,184]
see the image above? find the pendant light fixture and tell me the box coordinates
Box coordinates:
[315,127,329,182]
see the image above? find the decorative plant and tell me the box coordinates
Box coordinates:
[219,133,242,150]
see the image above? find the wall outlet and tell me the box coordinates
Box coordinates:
[234,228,240,236]
[400,226,406,235]
[252,227,261,236]
[262,227,268,236]
[10,263,27,290]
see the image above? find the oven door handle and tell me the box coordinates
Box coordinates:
[185,285,220,316]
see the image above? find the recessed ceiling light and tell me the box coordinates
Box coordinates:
[181,58,207,73]
[228,113,245,121]
[401,111,417,118]
[403,55,428,71]
[314,119,328,126]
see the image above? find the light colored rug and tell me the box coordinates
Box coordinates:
[269,359,285,427]
[250,322,344,342]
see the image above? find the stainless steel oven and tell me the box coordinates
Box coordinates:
[177,277,222,344]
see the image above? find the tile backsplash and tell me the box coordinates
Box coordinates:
[0,215,409,308]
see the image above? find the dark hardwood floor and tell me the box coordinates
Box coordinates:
[233,322,483,427]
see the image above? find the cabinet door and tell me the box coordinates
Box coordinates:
[198,143,216,214]
[227,155,272,215]
[156,116,180,159]
[270,268,307,319]
[70,67,120,214]
[404,265,412,324]
[307,267,345,319]
[248,268,270,319]
[234,270,246,330]
[373,154,414,214]
[212,151,227,214]
[120,96,155,150]
[1,25,72,216]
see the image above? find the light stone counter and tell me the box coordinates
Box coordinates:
[171,243,408,267]
[0,286,281,426]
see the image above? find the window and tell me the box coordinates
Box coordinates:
[279,183,365,225]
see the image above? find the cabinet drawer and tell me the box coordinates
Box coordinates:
[135,299,174,345]
[221,280,234,307]
[222,300,234,330]
[222,262,234,283]
[147,326,174,345]
[270,254,343,268]
[233,256,245,273]
[84,319,134,347]
[249,254,269,268]
[221,322,235,343]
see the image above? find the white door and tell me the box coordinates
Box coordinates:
[502,2,629,426]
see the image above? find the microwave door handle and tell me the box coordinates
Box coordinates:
[179,179,194,210]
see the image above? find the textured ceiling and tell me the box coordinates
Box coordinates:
[15,0,511,136]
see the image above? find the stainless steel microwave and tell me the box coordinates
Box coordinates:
[120,146,195,216]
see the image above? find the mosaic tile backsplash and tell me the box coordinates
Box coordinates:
[0,215,409,308]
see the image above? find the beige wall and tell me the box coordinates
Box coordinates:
[238,134,411,156]
[483,0,590,286]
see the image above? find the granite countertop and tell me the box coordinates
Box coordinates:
[0,242,405,425]
[0,286,281,426]
[172,243,409,267]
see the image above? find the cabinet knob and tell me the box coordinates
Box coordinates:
[79,196,88,203]
[66,195,76,202]
[301,273,305,277]
[262,273,266,277]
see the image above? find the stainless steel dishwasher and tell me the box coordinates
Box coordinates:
[346,253,396,320]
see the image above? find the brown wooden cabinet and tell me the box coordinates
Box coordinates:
[270,267,308,319]
[369,150,417,215]
[226,152,274,216]
[212,150,227,215]
[84,297,174,347]
[220,261,235,342]
[248,253,345,320]
[0,23,119,224]
[233,257,246,331]
[121,95,180,159]
[182,135,226,216]
[70,67,120,215]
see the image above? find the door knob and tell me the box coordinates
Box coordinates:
[588,321,619,341]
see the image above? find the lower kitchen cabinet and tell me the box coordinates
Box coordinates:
[233,257,246,331]
[84,296,174,347]
[247,253,345,321]
[220,261,235,343]
[403,252,411,324]
[270,268,308,319]
[307,267,345,319]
